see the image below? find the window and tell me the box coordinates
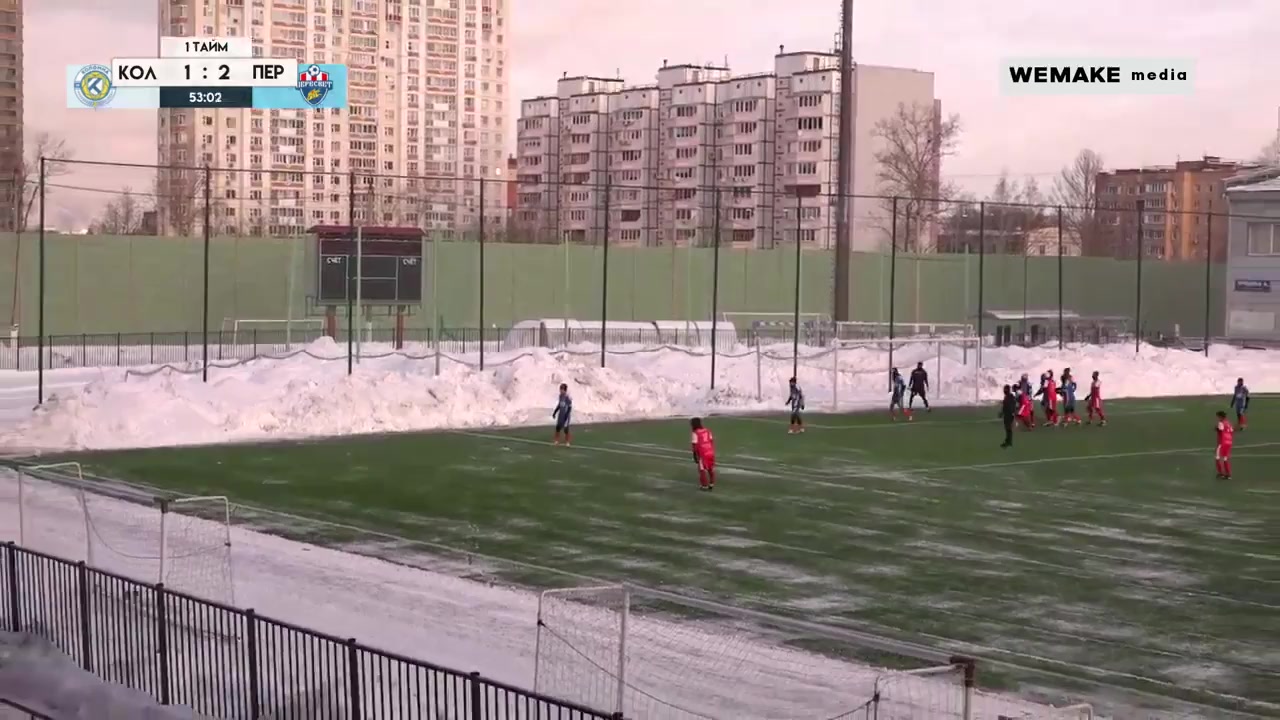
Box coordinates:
[800,140,821,152]
[675,147,697,159]
[672,126,697,138]
[674,105,695,118]
[733,165,756,178]
[620,150,642,162]
[796,94,821,107]
[733,100,757,113]
[675,208,693,220]
[737,122,757,134]
[1247,223,1280,255]
[734,143,753,156]
[731,208,753,220]
[798,116,823,130]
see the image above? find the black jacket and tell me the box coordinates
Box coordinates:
[1000,393,1017,420]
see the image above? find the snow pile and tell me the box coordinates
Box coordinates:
[2,338,1275,451]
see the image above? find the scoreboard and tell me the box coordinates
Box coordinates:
[67,36,347,110]
[314,227,425,305]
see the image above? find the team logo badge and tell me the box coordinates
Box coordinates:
[297,64,333,107]
[73,64,115,109]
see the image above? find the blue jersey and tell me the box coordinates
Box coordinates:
[787,385,805,412]
[1061,380,1077,405]
[553,394,572,420]
[1231,384,1249,411]
[891,375,906,401]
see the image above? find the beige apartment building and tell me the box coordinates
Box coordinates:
[1096,156,1264,261]
[515,51,937,249]
[0,0,20,232]
[157,0,508,237]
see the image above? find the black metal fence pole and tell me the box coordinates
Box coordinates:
[245,609,261,718]
[479,177,486,371]
[346,638,362,718]
[1204,204,1213,356]
[600,177,609,368]
[1135,198,1144,352]
[347,172,355,376]
[710,188,722,388]
[1057,206,1064,349]
[77,562,92,672]
[792,192,802,379]
[5,543,19,631]
[201,164,211,382]
[155,584,171,704]
[977,202,986,356]
[888,197,898,375]
[37,157,45,403]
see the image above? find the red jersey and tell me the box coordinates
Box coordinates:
[1089,380,1102,402]
[692,427,715,456]
[1044,378,1058,406]
[1018,393,1032,415]
[1217,420,1233,447]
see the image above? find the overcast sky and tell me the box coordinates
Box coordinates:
[30,0,1279,226]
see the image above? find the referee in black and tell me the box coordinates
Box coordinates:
[999,384,1017,448]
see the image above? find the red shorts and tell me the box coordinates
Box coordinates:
[698,454,716,471]
[1088,398,1102,410]
[1216,443,1232,461]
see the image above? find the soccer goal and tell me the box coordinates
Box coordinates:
[720,312,833,347]
[766,335,982,411]
[835,320,975,341]
[535,585,956,719]
[15,463,235,607]
[221,317,325,351]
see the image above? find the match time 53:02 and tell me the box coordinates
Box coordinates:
[159,87,253,108]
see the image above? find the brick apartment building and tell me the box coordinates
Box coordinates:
[0,0,20,232]
[1095,156,1262,261]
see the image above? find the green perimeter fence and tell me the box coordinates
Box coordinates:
[4,159,1237,390]
[0,234,1226,341]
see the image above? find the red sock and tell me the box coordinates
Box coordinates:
[1240,415,1247,428]
[1215,460,1223,475]
[707,469,715,486]
[699,469,709,488]
[1223,460,1231,476]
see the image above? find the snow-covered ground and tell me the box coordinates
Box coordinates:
[0,339,1271,718]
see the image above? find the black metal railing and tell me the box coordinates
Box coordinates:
[0,542,618,720]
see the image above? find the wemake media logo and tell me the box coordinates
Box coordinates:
[1002,57,1194,95]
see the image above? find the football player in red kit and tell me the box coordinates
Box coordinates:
[690,417,716,491]
[1086,371,1106,426]
[1039,371,1060,426]
[1215,410,1233,480]
[1016,387,1035,429]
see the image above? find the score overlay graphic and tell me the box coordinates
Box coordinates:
[67,36,347,110]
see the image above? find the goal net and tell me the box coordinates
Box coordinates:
[220,317,325,351]
[835,320,974,340]
[757,335,983,411]
[15,464,235,606]
[535,585,939,719]
[720,312,832,346]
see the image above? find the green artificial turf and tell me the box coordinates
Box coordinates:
[64,397,1280,715]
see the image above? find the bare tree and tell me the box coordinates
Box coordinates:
[8,132,74,233]
[872,102,962,252]
[1254,137,1280,166]
[1050,149,1106,255]
[91,188,144,234]
[152,167,206,235]
[5,132,74,328]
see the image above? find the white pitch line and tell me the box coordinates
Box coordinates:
[457,428,1280,483]
[727,406,1183,430]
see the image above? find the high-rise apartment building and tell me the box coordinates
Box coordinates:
[515,51,937,249]
[1096,156,1264,261]
[0,0,21,232]
[157,0,508,237]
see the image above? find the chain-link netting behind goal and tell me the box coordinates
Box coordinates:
[535,585,949,719]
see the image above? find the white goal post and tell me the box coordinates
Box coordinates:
[15,463,236,606]
[533,584,1088,719]
[220,317,325,350]
[758,335,982,411]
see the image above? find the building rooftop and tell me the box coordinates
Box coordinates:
[1226,172,1280,194]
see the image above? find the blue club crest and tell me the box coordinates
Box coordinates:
[297,64,334,107]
